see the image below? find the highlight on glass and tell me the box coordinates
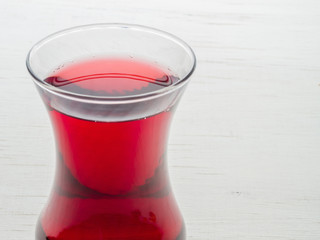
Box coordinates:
[26,23,196,240]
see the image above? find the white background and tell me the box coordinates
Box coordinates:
[1,0,320,239]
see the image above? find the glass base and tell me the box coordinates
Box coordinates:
[36,219,186,240]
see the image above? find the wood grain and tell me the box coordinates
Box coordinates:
[1,0,320,239]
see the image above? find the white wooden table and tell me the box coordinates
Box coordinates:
[1,0,320,239]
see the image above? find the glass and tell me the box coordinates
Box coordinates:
[27,23,196,240]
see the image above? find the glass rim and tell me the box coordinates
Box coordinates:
[26,23,196,104]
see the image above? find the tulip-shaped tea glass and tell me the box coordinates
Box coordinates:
[27,24,196,240]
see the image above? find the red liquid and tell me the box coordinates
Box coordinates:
[37,58,185,240]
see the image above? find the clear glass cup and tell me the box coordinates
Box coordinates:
[27,23,196,240]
